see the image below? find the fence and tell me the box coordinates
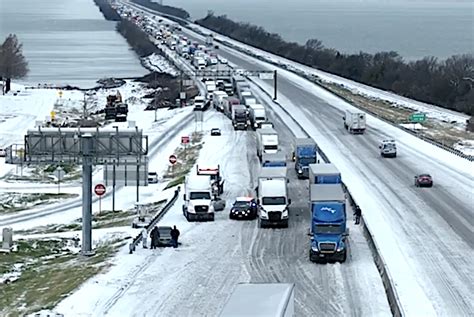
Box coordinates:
[129,187,181,254]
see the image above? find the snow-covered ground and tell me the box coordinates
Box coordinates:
[141,53,178,76]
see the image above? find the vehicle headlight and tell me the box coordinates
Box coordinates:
[337,243,345,252]
[298,168,303,173]
[311,245,318,252]
[188,205,194,212]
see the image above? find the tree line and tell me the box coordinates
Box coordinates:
[93,0,121,21]
[197,13,474,117]
[116,19,158,57]
[131,0,190,20]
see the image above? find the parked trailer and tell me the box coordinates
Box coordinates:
[219,283,295,317]
[256,128,279,159]
[262,151,287,168]
[308,163,341,184]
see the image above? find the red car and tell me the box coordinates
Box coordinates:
[414,174,433,187]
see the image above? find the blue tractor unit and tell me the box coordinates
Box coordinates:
[309,184,348,263]
[292,138,317,179]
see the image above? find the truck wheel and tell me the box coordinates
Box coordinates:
[339,251,347,263]
[210,214,215,221]
[282,220,289,228]
[258,218,265,228]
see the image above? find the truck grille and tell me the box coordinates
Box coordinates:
[319,243,336,252]
[195,206,209,213]
[268,211,281,221]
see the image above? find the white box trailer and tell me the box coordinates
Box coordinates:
[343,110,366,134]
[249,104,266,130]
[257,128,279,159]
[212,91,228,111]
[219,283,295,317]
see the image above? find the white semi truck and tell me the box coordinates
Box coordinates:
[343,110,366,134]
[219,283,295,317]
[182,171,215,221]
[256,127,279,160]
[257,167,290,228]
[249,104,266,130]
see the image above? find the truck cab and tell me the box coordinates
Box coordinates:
[379,139,397,157]
[309,184,347,263]
[257,167,290,228]
[293,138,317,179]
[232,105,248,130]
[182,173,215,221]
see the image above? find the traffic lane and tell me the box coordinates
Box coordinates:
[282,84,473,314]
[245,113,391,316]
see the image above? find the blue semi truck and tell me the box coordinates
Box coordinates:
[292,138,317,179]
[309,163,342,184]
[309,184,348,263]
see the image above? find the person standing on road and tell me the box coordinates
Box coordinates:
[354,205,362,225]
[141,228,148,249]
[170,225,180,248]
[150,226,160,249]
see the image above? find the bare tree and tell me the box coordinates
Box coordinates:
[0,34,29,94]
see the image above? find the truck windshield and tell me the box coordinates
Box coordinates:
[264,145,278,150]
[299,157,316,165]
[314,224,342,234]
[262,197,286,205]
[190,192,211,200]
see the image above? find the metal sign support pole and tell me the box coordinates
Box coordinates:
[136,159,140,203]
[81,134,94,256]
[112,162,116,212]
[273,70,278,100]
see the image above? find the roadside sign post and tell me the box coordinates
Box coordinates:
[53,166,65,194]
[409,113,426,123]
[182,135,190,159]
[169,154,177,175]
[94,183,106,214]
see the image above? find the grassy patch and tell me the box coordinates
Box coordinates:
[164,132,203,188]
[0,238,123,317]
[320,81,474,147]
[0,193,78,214]
[5,163,82,183]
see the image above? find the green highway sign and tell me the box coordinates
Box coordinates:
[409,113,426,123]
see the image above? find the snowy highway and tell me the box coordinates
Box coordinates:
[120,4,474,314]
[57,109,391,316]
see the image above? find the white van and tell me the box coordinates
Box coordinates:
[379,139,397,157]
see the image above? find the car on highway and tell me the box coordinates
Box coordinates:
[219,57,228,64]
[0,148,6,157]
[157,226,173,247]
[414,174,433,187]
[148,172,159,184]
[211,128,221,136]
[229,197,258,220]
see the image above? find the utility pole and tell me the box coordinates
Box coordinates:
[273,70,278,100]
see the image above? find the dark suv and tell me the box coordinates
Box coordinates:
[230,197,258,220]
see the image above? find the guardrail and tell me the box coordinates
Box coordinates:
[249,77,404,317]
[129,187,180,254]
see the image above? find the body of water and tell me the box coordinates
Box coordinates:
[0,0,148,88]
[164,0,474,60]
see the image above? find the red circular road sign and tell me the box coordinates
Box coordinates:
[169,154,177,165]
[94,184,106,196]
